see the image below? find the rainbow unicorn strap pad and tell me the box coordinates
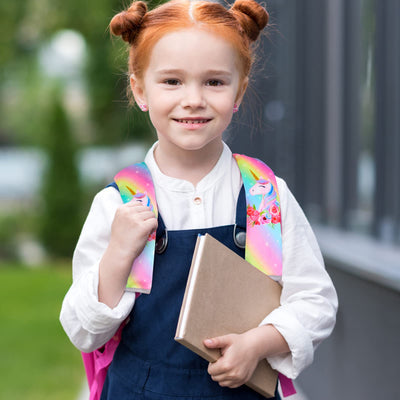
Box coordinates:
[114,154,281,292]
[114,162,158,293]
[233,154,282,279]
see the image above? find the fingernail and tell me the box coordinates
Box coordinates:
[204,339,213,346]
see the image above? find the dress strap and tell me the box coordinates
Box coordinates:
[155,213,168,254]
[105,182,119,191]
[233,185,247,249]
[235,185,247,229]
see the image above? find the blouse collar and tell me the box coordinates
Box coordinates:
[144,141,232,193]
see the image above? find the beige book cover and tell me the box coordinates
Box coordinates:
[175,233,282,398]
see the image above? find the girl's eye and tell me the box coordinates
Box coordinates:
[207,80,223,87]
[164,79,180,86]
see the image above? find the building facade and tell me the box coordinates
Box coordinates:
[228,1,400,398]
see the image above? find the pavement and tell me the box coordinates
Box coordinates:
[76,382,89,400]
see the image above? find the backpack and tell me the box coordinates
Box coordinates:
[81,154,296,399]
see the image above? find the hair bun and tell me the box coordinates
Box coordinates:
[110,1,148,44]
[231,0,269,42]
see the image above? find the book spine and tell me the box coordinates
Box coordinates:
[175,235,205,339]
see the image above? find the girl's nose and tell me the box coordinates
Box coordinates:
[181,84,206,109]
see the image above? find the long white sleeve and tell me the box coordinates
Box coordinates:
[261,179,338,379]
[59,187,136,353]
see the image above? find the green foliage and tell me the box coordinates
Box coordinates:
[81,0,158,144]
[0,263,83,400]
[0,214,19,260]
[0,0,160,259]
[1,67,52,146]
[0,0,156,147]
[39,89,83,258]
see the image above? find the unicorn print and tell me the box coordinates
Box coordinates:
[249,172,277,213]
[246,169,280,227]
[127,186,153,211]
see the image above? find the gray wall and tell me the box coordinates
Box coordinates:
[298,264,400,400]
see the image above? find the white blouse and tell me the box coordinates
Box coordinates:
[60,142,338,380]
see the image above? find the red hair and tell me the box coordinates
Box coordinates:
[110,0,268,83]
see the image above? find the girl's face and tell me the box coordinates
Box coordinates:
[131,28,247,156]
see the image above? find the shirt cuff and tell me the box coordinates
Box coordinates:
[259,306,314,379]
[74,263,136,334]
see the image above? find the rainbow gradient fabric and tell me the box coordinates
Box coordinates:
[233,154,282,279]
[114,162,158,293]
[113,154,282,293]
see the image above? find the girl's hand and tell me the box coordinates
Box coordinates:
[109,201,158,263]
[204,325,290,388]
[204,333,259,388]
[98,201,157,308]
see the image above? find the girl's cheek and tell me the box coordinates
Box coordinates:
[155,91,180,102]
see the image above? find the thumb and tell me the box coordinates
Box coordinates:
[203,335,232,349]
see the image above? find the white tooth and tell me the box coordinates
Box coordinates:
[178,119,208,123]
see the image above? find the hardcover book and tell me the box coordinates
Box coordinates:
[175,234,282,398]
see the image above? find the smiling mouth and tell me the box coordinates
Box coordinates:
[174,118,211,124]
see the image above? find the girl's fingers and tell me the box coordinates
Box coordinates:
[207,361,229,378]
[207,361,219,376]
[209,370,225,382]
[209,371,243,388]
[143,218,158,233]
[126,202,152,211]
[139,211,157,221]
[127,205,157,220]
[215,380,241,388]
[118,203,156,220]
[127,198,154,208]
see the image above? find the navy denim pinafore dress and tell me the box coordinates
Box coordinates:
[101,187,280,400]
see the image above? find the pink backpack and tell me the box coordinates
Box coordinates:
[81,317,131,400]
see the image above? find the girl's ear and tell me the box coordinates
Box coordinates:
[235,76,249,107]
[130,74,147,107]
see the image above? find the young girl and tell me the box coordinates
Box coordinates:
[60,0,338,399]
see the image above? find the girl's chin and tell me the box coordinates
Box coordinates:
[158,138,223,153]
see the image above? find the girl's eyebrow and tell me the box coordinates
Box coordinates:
[155,68,233,77]
[155,69,183,75]
[206,70,233,77]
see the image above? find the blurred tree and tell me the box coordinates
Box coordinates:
[39,87,82,258]
[79,0,157,144]
[0,1,21,65]
[0,0,164,263]
[0,214,19,260]
[0,0,158,147]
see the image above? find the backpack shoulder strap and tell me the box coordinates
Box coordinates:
[114,162,157,211]
[233,154,282,279]
[111,157,282,279]
[113,162,158,294]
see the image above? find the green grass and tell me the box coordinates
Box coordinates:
[0,263,85,400]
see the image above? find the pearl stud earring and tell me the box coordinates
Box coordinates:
[139,104,148,112]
